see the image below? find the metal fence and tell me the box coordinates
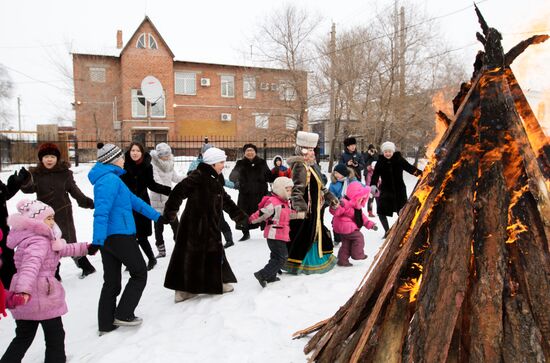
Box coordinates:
[0,135,298,169]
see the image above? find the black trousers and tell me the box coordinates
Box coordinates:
[153,217,179,246]
[1,317,65,363]
[136,235,155,261]
[258,239,288,280]
[98,235,147,331]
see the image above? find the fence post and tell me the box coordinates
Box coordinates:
[263,138,267,161]
[74,136,79,167]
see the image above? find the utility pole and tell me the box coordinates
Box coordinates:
[327,23,337,172]
[17,96,22,140]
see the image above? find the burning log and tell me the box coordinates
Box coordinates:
[295,7,550,362]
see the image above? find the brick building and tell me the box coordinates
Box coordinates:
[72,16,307,145]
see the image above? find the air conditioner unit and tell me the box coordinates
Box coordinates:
[260,82,269,91]
[270,83,279,91]
[200,78,211,87]
[221,113,232,121]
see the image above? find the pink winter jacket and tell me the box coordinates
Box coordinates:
[330,183,376,235]
[6,214,87,321]
[249,194,299,242]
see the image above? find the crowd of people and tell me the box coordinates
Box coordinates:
[0,133,422,362]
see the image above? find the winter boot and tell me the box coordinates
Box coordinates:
[113,316,143,326]
[77,256,96,279]
[175,291,197,303]
[222,230,234,248]
[222,283,234,293]
[238,230,250,242]
[253,271,267,288]
[98,325,119,336]
[266,276,281,283]
[156,243,166,258]
[147,258,157,271]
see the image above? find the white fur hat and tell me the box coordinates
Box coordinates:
[202,147,226,165]
[296,131,319,148]
[381,141,396,153]
[272,176,294,200]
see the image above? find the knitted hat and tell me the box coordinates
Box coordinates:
[38,143,61,160]
[201,143,213,154]
[155,143,172,157]
[97,143,123,164]
[343,137,357,147]
[333,163,350,177]
[368,144,376,150]
[16,199,54,221]
[296,131,319,148]
[381,141,396,153]
[242,143,258,153]
[272,176,294,200]
[202,147,227,165]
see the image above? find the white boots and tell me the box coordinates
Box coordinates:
[174,291,197,303]
[222,283,234,293]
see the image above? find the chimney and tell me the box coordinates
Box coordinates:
[116,30,123,49]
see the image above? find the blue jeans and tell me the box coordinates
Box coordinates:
[258,238,288,281]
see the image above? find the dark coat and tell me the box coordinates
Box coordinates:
[339,150,365,180]
[121,152,171,238]
[370,152,421,216]
[0,173,24,287]
[163,162,247,294]
[21,161,94,244]
[229,156,273,222]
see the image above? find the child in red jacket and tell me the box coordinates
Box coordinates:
[249,177,303,287]
[329,183,378,266]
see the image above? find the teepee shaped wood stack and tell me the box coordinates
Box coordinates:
[294,7,550,363]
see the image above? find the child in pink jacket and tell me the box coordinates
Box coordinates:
[249,177,303,287]
[330,183,377,266]
[1,199,91,363]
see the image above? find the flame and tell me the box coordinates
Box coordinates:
[397,275,423,303]
[506,219,529,244]
[426,90,454,158]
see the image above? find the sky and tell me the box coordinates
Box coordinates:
[1,0,549,131]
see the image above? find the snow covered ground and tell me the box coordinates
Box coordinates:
[0,161,418,362]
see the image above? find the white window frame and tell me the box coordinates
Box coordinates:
[148,34,158,49]
[285,115,298,130]
[280,80,297,101]
[89,67,106,83]
[243,75,256,99]
[150,91,165,118]
[131,89,146,118]
[221,75,235,98]
[175,72,196,95]
[254,113,269,129]
[136,33,146,49]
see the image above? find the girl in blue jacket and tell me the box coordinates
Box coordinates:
[88,143,167,336]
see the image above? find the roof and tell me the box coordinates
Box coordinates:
[120,16,175,58]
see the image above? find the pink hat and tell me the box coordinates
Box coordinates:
[16,199,55,221]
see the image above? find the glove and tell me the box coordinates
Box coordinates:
[87,244,100,255]
[6,292,30,308]
[16,167,31,183]
[234,213,249,229]
[372,224,378,231]
[157,215,170,225]
[370,185,378,195]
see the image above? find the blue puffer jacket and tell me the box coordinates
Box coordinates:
[88,163,160,246]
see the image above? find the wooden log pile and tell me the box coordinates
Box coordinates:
[294,7,550,363]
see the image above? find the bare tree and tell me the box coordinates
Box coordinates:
[0,64,14,130]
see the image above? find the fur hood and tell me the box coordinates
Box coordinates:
[30,160,71,175]
[150,150,175,173]
[6,214,65,250]
[344,182,371,209]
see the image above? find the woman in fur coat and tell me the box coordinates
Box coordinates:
[149,143,183,258]
[163,147,248,303]
[285,131,338,275]
[121,142,171,270]
[20,143,95,279]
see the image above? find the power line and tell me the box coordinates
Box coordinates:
[1,64,68,92]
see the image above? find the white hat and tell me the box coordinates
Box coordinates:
[381,141,396,153]
[296,131,319,148]
[155,143,172,157]
[272,176,294,200]
[202,147,227,165]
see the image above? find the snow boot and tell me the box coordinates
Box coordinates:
[113,316,143,326]
[222,230,234,248]
[156,243,166,258]
[98,325,119,336]
[175,290,197,303]
[238,231,250,242]
[147,258,157,271]
[222,283,234,293]
[253,271,267,288]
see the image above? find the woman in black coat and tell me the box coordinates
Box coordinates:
[121,142,171,270]
[229,143,273,241]
[370,141,422,236]
[0,167,28,288]
[163,147,247,302]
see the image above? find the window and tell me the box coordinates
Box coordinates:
[255,113,269,129]
[131,89,146,117]
[280,81,297,101]
[175,72,196,95]
[89,67,106,83]
[243,75,256,99]
[137,33,146,49]
[148,34,158,49]
[221,75,234,98]
[150,91,165,118]
[285,115,298,130]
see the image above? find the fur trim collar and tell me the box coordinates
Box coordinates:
[6,214,63,249]
[151,152,174,173]
[30,160,71,175]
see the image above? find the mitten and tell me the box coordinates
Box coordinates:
[88,244,100,255]
[16,167,31,184]
[372,224,378,231]
[370,185,378,195]
[234,213,249,229]
[157,215,170,225]
[6,292,30,308]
